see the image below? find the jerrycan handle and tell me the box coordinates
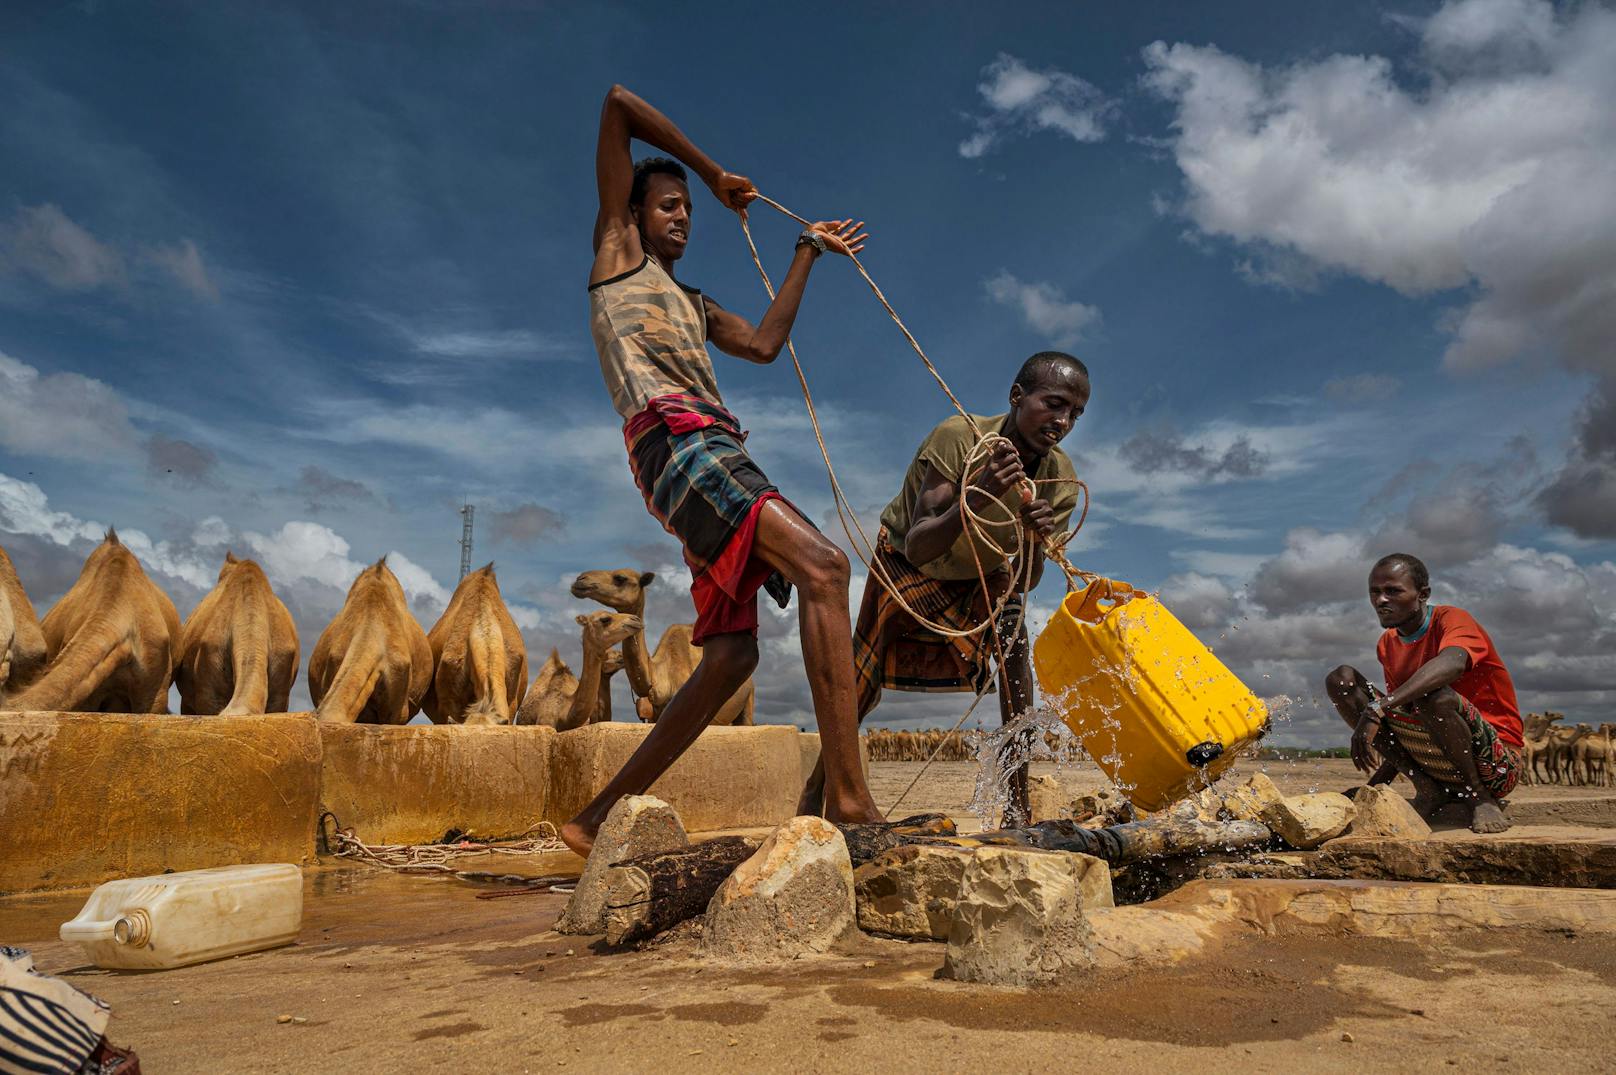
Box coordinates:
[1068,577,1137,624]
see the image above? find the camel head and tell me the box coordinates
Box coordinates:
[601,647,626,677]
[574,610,642,651]
[571,569,655,613]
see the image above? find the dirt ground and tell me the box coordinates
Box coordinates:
[4,757,1614,1074]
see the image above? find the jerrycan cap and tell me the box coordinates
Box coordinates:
[1067,576,1138,624]
[1186,741,1224,767]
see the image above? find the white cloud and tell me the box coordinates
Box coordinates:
[243,520,366,591]
[147,239,220,301]
[383,550,451,610]
[0,203,124,291]
[959,53,1113,158]
[983,270,1101,348]
[1144,0,1616,537]
[0,350,142,461]
[0,474,106,547]
[0,473,214,590]
[192,516,231,546]
[1143,0,1615,370]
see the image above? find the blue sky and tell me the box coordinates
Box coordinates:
[2,0,1612,743]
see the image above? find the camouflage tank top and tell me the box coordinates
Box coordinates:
[589,254,722,422]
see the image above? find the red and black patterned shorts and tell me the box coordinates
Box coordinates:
[1381,694,1520,799]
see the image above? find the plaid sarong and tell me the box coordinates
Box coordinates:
[624,394,792,642]
[1382,693,1520,799]
[852,529,1020,720]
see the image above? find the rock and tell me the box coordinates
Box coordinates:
[942,847,1098,986]
[856,844,1112,941]
[557,795,688,935]
[854,844,976,940]
[1260,792,1357,850]
[701,816,855,963]
[1344,785,1431,840]
[276,1014,292,1025]
[1217,773,1287,823]
[1027,775,1067,822]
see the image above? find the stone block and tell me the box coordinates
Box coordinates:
[318,722,553,845]
[857,843,1112,941]
[1262,792,1357,850]
[557,795,687,935]
[854,844,976,940]
[701,816,855,963]
[546,723,799,833]
[942,846,1097,986]
[1218,772,1287,823]
[0,711,323,895]
[1344,785,1431,840]
[1028,775,1067,822]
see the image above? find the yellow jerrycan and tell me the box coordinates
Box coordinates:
[1033,577,1268,811]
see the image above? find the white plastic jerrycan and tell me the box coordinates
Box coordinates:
[59,863,303,970]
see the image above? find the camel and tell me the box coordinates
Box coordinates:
[570,569,753,726]
[0,542,46,699]
[1572,724,1610,788]
[4,531,181,713]
[422,564,529,725]
[513,611,639,730]
[1520,712,1551,787]
[308,558,432,724]
[174,553,300,716]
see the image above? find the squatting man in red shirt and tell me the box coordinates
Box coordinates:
[1325,553,1524,834]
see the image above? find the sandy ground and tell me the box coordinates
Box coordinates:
[3,758,1614,1073]
[870,754,1616,830]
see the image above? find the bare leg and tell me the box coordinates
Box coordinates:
[559,632,758,856]
[1323,664,1394,785]
[1407,689,1512,834]
[750,501,883,827]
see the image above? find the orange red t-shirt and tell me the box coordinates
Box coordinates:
[1376,605,1523,749]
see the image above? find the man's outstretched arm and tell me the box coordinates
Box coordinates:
[1383,646,1470,710]
[705,219,869,363]
[591,85,755,276]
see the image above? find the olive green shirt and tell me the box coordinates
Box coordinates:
[879,412,1080,581]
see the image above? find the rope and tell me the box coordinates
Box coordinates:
[737,195,1108,814]
[319,812,567,878]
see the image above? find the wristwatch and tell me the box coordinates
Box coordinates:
[796,229,828,255]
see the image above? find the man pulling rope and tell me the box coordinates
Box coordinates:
[562,85,884,857]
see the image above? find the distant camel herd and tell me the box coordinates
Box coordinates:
[0,533,753,728]
[863,728,974,762]
[1521,712,1616,786]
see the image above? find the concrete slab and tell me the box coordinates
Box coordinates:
[1086,876,1616,969]
[544,722,800,833]
[318,722,554,845]
[0,711,322,895]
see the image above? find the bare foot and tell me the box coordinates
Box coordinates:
[1469,799,1511,834]
[1411,789,1448,822]
[823,795,885,827]
[559,818,595,858]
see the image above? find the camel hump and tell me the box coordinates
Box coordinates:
[479,562,496,577]
[104,527,120,546]
[225,550,239,564]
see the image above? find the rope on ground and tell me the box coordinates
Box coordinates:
[318,812,567,879]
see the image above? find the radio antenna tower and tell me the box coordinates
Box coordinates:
[458,501,475,581]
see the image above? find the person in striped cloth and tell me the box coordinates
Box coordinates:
[1,947,139,1073]
[800,353,1089,825]
[1326,554,1523,833]
[562,85,883,855]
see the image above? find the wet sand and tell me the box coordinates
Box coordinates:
[3,862,1614,1073]
[3,758,1613,1072]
